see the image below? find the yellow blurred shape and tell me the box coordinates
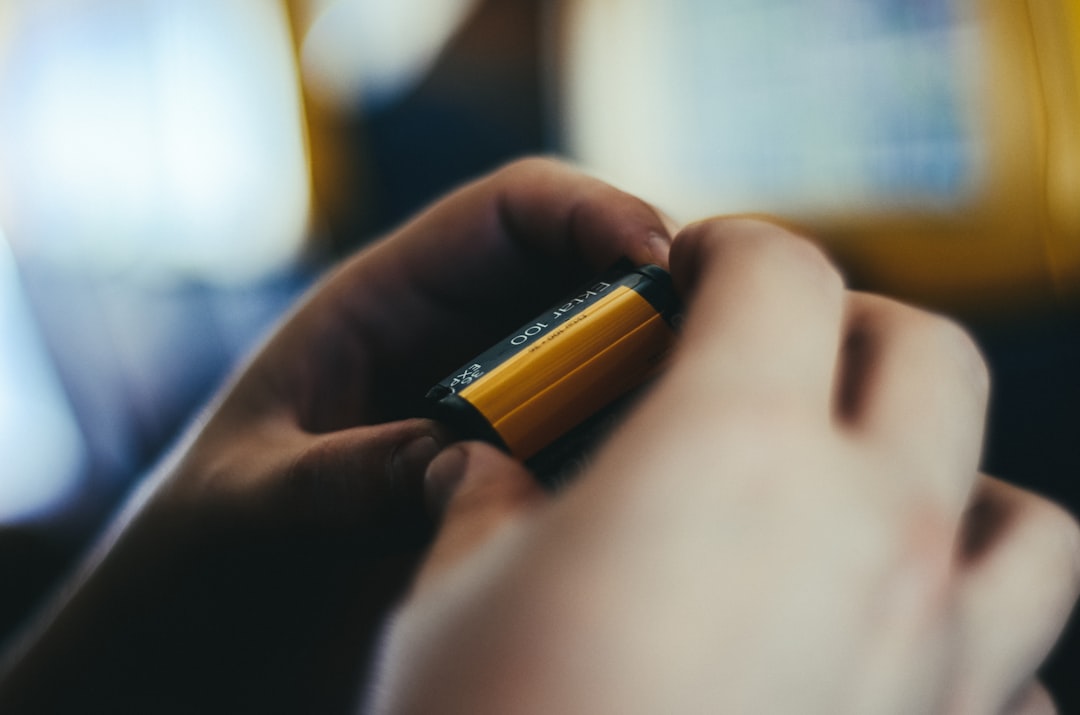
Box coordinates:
[559,0,1080,316]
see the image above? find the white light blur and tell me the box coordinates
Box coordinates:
[0,0,311,284]
[562,0,986,220]
[299,0,480,109]
[0,230,86,524]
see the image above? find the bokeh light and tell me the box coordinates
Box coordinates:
[0,230,86,523]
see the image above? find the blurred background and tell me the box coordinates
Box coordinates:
[1,0,1078,707]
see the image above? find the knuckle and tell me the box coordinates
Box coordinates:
[1031,498,1080,594]
[875,496,949,564]
[818,467,957,602]
[282,439,326,514]
[935,317,990,397]
[898,504,957,584]
[494,155,565,182]
[282,435,351,526]
[867,498,957,617]
[907,309,991,398]
[679,217,844,295]
[659,380,826,456]
[172,445,247,514]
[780,468,957,623]
[449,467,536,520]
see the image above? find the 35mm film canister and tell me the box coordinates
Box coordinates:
[425,262,681,484]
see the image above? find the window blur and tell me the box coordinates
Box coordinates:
[0,0,312,530]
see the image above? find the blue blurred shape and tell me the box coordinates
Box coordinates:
[0,233,86,524]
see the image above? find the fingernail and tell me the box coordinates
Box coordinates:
[646,231,672,266]
[424,444,469,515]
[392,434,442,487]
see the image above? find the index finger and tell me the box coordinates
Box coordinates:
[667,217,846,413]
[328,156,671,317]
[265,158,673,423]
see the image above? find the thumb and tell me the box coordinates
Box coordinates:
[416,441,547,588]
[274,418,451,533]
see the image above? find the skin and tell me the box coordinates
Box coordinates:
[370,217,1080,715]
[1,159,1075,714]
[0,158,673,714]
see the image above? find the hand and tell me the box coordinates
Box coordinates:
[371,218,1080,714]
[0,158,674,714]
